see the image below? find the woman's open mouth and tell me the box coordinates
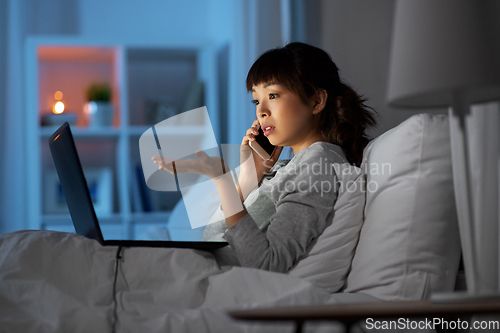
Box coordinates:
[262,126,275,136]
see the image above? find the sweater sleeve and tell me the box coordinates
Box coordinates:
[223,143,342,273]
[202,205,227,240]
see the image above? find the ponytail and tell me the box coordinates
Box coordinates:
[319,83,376,167]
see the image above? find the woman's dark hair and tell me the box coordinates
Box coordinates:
[246,42,377,166]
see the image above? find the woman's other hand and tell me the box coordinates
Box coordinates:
[152,151,228,180]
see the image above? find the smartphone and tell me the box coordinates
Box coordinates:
[249,125,276,160]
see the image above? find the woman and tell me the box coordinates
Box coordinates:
[154,42,376,273]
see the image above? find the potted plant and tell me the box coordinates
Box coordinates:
[84,82,114,127]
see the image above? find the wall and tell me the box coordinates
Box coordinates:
[1,0,80,234]
[319,0,447,138]
[0,1,7,224]
[2,0,28,234]
[78,0,210,41]
[25,0,79,35]
[303,0,323,46]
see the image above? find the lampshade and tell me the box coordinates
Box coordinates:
[387,0,500,108]
[387,0,500,296]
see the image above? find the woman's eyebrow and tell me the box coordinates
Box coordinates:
[251,82,278,92]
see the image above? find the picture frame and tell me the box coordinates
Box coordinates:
[44,167,113,216]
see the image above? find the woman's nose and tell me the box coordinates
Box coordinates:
[256,104,269,119]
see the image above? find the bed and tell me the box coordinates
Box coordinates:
[0,113,461,333]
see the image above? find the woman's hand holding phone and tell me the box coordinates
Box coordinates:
[240,120,282,188]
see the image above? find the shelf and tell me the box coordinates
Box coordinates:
[38,46,116,62]
[26,37,219,238]
[127,48,199,127]
[127,125,207,137]
[40,126,122,139]
[37,45,120,128]
[40,125,207,139]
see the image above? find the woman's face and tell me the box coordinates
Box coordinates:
[251,82,323,154]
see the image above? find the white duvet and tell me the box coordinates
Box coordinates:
[0,230,384,333]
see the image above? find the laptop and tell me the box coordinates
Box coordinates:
[48,122,228,250]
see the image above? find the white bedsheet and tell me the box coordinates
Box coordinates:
[0,230,383,333]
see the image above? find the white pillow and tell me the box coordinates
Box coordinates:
[289,163,365,292]
[343,114,461,300]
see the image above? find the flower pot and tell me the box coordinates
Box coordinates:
[84,101,114,127]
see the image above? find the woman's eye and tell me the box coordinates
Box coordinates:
[251,99,259,106]
[269,93,278,99]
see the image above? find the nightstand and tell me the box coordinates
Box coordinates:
[229,297,500,333]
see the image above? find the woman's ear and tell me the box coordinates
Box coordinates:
[312,89,328,115]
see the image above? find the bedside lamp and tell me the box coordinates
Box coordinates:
[387,0,500,295]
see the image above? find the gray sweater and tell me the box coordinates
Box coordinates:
[204,142,347,273]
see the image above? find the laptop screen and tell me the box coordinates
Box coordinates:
[48,123,219,246]
[48,123,105,243]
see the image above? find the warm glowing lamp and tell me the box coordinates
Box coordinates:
[52,91,65,114]
[42,90,76,126]
[53,101,65,114]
